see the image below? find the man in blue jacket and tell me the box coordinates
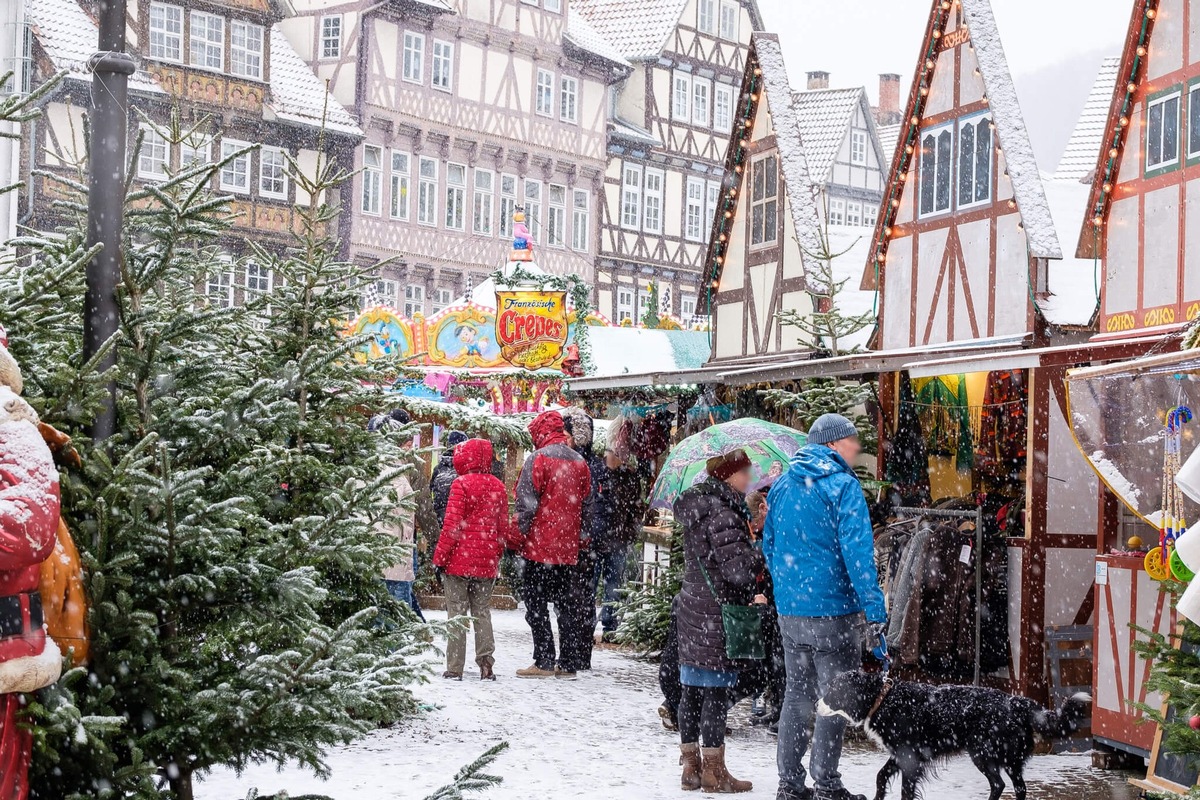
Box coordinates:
[764,414,887,800]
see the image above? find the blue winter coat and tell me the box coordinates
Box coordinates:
[763,444,887,623]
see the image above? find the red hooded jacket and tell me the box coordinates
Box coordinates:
[432,439,520,579]
[516,412,591,565]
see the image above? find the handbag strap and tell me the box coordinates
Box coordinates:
[697,556,724,605]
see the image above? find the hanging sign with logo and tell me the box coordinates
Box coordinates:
[495,290,569,370]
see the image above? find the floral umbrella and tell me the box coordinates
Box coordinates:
[648,419,807,509]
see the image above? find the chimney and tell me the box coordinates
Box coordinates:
[806,71,830,91]
[878,73,901,124]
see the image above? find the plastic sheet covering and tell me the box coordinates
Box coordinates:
[1066,363,1200,525]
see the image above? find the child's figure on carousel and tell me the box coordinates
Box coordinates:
[510,207,534,262]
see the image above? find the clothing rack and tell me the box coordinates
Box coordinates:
[893,505,985,686]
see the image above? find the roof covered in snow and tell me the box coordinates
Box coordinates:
[570,0,689,60]
[792,87,863,186]
[961,0,1061,260]
[753,34,824,288]
[565,10,631,68]
[1055,57,1119,182]
[877,123,901,171]
[1040,176,1101,327]
[29,0,163,94]
[588,326,711,378]
[268,26,362,136]
[610,117,662,147]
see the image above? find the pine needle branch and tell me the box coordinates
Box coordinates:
[420,742,509,800]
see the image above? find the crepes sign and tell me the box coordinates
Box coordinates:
[495,290,568,370]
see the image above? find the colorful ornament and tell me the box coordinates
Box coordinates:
[1190,714,1200,730]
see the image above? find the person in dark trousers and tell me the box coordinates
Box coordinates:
[745,490,786,729]
[765,414,888,800]
[561,408,603,670]
[674,449,764,794]
[658,608,682,730]
[433,438,521,681]
[515,411,592,680]
[592,449,641,642]
[431,430,469,525]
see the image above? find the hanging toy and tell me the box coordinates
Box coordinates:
[1147,406,1193,580]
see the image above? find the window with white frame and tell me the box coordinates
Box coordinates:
[698,0,717,33]
[206,267,234,309]
[846,200,862,227]
[617,286,634,323]
[681,294,697,320]
[180,135,211,170]
[320,15,342,59]
[705,181,720,241]
[828,197,845,225]
[524,179,542,238]
[230,21,264,80]
[621,164,642,229]
[850,130,867,165]
[432,40,453,91]
[547,184,566,247]
[220,139,251,193]
[390,151,410,220]
[714,84,734,132]
[919,122,953,217]
[149,3,183,62]
[719,1,738,39]
[643,169,664,234]
[189,11,223,70]
[672,72,691,121]
[535,69,555,116]
[692,78,711,127]
[864,202,878,227]
[685,177,705,241]
[543,0,562,11]
[638,288,652,320]
[361,145,382,214]
[560,76,578,123]
[500,174,517,237]
[403,32,424,83]
[571,189,589,251]
[957,114,993,207]
[445,163,466,230]
[138,126,169,178]
[418,157,438,225]
[750,155,778,246]
[473,169,494,235]
[1190,84,1200,160]
[259,146,287,198]
[404,284,425,318]
[1147,90,1181,171]
[433,287,453,312]
[363,278,397,310]
[245,262,272,298]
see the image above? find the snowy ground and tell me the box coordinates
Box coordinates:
[197,609,1137,800]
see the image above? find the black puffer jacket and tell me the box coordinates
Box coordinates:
[674,477,764,672]
[431,450,458,524]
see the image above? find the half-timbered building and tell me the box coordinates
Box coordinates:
[280,0,627,317]
[573,0,761,325]
[25,0,361,308]
[0,0,30,246]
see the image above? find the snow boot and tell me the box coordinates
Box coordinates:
[680,743,702,791]
[442,671,462,680]
[516,664,556,679]
[480,663,495,681]
[554,667,578,680]
[700,746,752,794]
[658,704,679,731]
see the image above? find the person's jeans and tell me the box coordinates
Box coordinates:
[777,614,863,793]
[522,560,580,671]
[592,547,629,633]
[443,575,496,674]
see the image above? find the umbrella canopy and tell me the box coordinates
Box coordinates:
[648,419,807,509]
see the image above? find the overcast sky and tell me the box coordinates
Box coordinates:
[756,0,1134,168]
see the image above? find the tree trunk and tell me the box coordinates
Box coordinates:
[169,766,193,800]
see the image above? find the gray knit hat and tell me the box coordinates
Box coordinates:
[807,413,858,446]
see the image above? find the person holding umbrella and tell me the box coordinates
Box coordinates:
[674,449,765,794]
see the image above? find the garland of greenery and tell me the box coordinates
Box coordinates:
[490,265,595,376]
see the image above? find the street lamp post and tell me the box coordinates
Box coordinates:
[84,0,135,443]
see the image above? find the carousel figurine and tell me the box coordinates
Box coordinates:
[510,207,534,262]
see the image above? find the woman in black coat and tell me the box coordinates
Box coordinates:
[672,449,763,794]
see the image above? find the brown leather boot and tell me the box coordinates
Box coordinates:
[680,743,702,791]
[700,746,752,793]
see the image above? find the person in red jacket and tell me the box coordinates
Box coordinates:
[432,439,520,681]
[515,410,591,679]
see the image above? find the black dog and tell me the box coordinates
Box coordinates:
[816,670,1091,800]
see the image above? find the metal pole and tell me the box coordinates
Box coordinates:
[84,0,135,443]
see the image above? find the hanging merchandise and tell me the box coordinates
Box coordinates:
[976,370,1028,483]
[912,374,974,471]
[1145,406,1193,581]
[887,373,932,507]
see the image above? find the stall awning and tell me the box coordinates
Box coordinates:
[905,334,1168,379]
[719,334,1032,384]
[565,364,732,392]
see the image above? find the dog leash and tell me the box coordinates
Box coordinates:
[868,634,894,719]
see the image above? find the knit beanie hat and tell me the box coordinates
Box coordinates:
[706,448,752,481]
[444,430,468,448]
[561,407,594,449]
[807,413,858,446]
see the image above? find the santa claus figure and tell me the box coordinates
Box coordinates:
[0,323,64,798]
